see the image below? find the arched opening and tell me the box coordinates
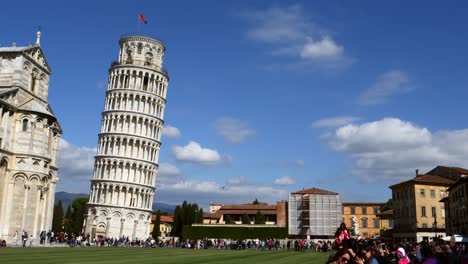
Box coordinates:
[143,76,149,91]
[144,52,153,66]
[126,49,133,64]
[22,119,28,132]
[137,43,143,54]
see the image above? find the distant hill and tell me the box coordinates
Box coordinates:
[55,192,176,214]
[55,191,88,210]
[152,202,176,214]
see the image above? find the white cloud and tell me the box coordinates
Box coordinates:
[246,5,313,43]
[295,160,305,166]
[225,177,248,186]
[58,138,96,180]
[172,141,222,165]
[274,176,295,185]
[328,118,468,182]
[300,37,344,59]
[162,125,181,138]
[358,70,411,105]
[312,116,360,128]
[156,179,288,209]
[244,5,349,67]
[214,117,255,144]
[158,163,181,177]
[56,139,96,193]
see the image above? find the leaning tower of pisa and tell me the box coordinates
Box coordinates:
[83,34,169,240]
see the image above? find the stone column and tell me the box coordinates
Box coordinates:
[45,180,57,232]
[119,219,125,238]
[39,190,47,233]
[105,217,111,238]
[1,179,14,237]
[132,220,138,240]
[21,184,31,232]
[32,185,42,238]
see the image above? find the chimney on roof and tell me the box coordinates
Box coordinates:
[416,169,420,177]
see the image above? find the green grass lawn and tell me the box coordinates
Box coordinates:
[0,247,329,264]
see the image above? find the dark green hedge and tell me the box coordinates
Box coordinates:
[182,225,288,240]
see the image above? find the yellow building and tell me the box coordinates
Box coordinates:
[389,167,464,242]
[376,209,394,238]
[149,214,174,238]
[342,202,385,239]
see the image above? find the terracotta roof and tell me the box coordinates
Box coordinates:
[151,214,174,223]
[218,210,277,215]
[220,205,276,210]
[203,212,221,219]
[415,175,455,184]
[342,202,386,206]
[291,187,338,195]
[428,166,468,175]
[160,215,174,223]
[390,175,455,189]
[425,166,468,181]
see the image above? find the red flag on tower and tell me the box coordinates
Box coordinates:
[139,13,147,24]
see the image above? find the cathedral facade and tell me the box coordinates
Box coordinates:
[83,34,169,240]
[0,33,62,242]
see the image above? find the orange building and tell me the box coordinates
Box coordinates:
[342,202,385,239]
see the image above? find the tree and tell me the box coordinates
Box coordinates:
[70,197,89,235]
[152,210,161,238]
[52,200,64,233]
[64,205,72,235]
[252,198,260,205]
[380,198,393,212]
[172,200,204,237]
[224,215,234,224]
[241,213,250,224]
[254,210,266,224]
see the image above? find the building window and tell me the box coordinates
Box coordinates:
[440,190,445,198]
[362,218,368,228]
[362,207,367,214]
[145,52,153,66]
[422,223,427,228]
[421,206,426,217]
[441,208,445,218]
[389,219,394,228]
[137,43,142,54]
[350,207,355,214]
[374,207,379,214]
[431,207,436,217]
[22,119,28,131]
[362,232,368,237]
[430,189,435,198]
[420,189,425,197]
[373,218,379,228]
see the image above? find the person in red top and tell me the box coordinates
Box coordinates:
[300,239,305,252]
[335,223,350,247]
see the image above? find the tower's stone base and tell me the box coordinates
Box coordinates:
[83,205,151,240]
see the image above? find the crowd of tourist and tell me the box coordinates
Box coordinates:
[327,223,468,264]
[2,222,468,264]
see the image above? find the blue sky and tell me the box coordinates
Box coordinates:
[2,1,468,208]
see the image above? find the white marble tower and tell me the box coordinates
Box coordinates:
[83,34,169,240]
[0,32,62,242]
